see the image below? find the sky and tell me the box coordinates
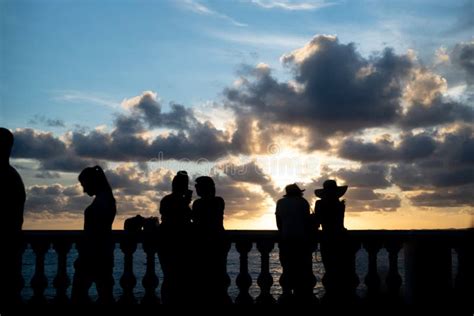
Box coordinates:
[1,0,473,230]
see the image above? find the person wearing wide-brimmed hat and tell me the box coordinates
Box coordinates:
[314,179,357,302]
[275,183,316,303]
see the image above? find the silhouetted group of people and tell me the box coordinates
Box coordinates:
[1,127,355,305]
[158,171,230,304]
[276,181,355,303]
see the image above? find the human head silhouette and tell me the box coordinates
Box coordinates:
[195,176,216,198]
[284,183,305,197]
[79,165,112,197]
[314,179,347,200]
[172,170,189,194]
[0,128,14,165]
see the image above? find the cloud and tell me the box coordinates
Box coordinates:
[25,183,90,214]
[53,90,120,109]
[121,91,198,130]
[28,115,65,128]
[34,170,61,179]
[179,0,247,27]
[387,125,474,207]
[248,0,336,11]
[310,164,401,212]
[12,128,67,159]
[408,184,474,208]
[225,35,473,152]
[209,30,308,49]
[339,132,437,162]
[219,160,279,198]
[451,41,474,84]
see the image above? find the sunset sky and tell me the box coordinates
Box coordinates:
[1,0,473,230]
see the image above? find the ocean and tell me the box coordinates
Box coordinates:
[19,243,440,302]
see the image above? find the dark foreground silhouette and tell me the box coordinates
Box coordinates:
[0,128,25,307]
[314,179,358,303]
[275,183,316,303]
[192,176,231,304]
[0,125,472,308]
[158,170,193,304]
[71,166,116,304]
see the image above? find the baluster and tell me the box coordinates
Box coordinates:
[347,239,361,300]
[363,241,381,298]
[30,240,50,304]
[11,238,26,305]
[53,240,72,303]
[141,239,159,304]
[220,240,232,304]
[385,240,402,300]
[256,240,275,304]
[277,242,292,304]
[235,240,253,304]
[119,239,137,304]
[454,234,473,307]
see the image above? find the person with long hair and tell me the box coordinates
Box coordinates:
[191,176,230,303]
[158,170,193,304]
[71,165,116,304]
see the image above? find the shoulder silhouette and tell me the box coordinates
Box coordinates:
[275,183,316,303]
[0,127,25,306]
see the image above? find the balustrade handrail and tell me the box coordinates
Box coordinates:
[21,228,472,243]
[7,229,472,306]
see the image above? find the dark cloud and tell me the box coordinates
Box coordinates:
[220,160,278,198]
[335,164,391,189]
[311,163,401,212]
[12,128,67,159]
[225,35,473,151]
[105,165,153,195]
[126,92,198,130]
[339,132,437,162]
[209,173,272,220]
[408,184,474,208]
[400,99,474,128]
[388,126,474,207]
[34,170,61,179]
[25,184,90,214]
[345,190,401,212]
[225,36,413,139]
[451,41,474,84]
[28,115,66,128]
[41,153,105,173]
[338,138,396,162]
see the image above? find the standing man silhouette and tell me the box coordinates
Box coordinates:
[0,128,25,307]
[275,183,316,303]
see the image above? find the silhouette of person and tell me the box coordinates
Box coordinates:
[0,128,25,306]
[275,184,316,303]
[71,166,116,304]
[158,170,193,304]
[314,179,356,301]
[191,176,230,303]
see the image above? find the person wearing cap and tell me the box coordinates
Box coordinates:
[275,183,316,303]
[314,179,357,301]
[0,128,25,306]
